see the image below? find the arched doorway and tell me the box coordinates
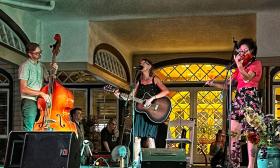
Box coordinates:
[154,62,231,163]
[271,67,280,120]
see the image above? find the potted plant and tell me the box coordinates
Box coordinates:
[243,107,280,167]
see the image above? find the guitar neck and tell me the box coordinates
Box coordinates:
[104,85,172,123]
[119,93,144,104]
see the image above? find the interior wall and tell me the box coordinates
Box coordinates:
[41,20,89,63]
[257,11,280,58]
[133,52,232,66]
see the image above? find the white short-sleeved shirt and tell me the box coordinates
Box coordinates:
[18,59,47,100]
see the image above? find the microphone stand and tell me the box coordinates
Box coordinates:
[223,39,238,167]
[130,69,141,168]
[223,66,232,167]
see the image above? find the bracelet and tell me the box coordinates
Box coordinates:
[153,95,157,99]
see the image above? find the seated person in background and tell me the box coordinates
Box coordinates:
[70,107,85,148]
[210,130,226,168]
[155,122,168,148]
[101,118,119,153]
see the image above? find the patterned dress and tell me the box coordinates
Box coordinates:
[230,60,262,167]
[134,76,161,139]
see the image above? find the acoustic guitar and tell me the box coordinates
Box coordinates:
[104,85,172,123]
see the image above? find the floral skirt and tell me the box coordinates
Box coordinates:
[231,87,261,123]
[230,87,262,167]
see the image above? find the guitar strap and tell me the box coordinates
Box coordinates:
[152,76,161,93]
[152,76,155,85]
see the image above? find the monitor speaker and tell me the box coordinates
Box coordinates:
[141,148,186,168]
[4,131,26,168]
[4,131,80,168]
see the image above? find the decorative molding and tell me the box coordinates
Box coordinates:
[57,70,99,84]
[87,63,130,91]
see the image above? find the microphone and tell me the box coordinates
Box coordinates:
[133,65,143,70]
[228,38,239,70]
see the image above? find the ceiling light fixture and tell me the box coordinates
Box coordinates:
[0,0,55,11]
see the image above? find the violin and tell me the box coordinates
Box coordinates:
[236,50,254,67]
[240,53,254,66]
[205,51,254,85]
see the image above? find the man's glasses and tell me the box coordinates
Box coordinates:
[31,51,42,55]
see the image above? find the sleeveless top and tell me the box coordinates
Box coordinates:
[134,76,161,138]
[136,76,161,99]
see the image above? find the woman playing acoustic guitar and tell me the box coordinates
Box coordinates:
[115,58,170,166]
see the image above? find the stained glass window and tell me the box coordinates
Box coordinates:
[155,64,232,82]
[155,63,227,157]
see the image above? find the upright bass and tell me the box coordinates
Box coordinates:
[33,34,77,135]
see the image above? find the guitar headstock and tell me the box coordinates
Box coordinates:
[103,85,117,93]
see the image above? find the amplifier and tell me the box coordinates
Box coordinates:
[4,131,80,168]
[141,148,186,168]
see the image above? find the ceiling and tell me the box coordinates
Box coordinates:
[91,14,256,54]
[29,0,280,21]
[2,0,280,55]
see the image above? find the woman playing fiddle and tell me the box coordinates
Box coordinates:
[206,38,262,168]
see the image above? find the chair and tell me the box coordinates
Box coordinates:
[165,118,195,166]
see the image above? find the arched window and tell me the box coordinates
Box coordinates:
[0,19,25,53]
[0,10,30,54]
[0,68,12,138]
[273,70,280,81]
[271,67,280,120]
[93,44,130,83]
